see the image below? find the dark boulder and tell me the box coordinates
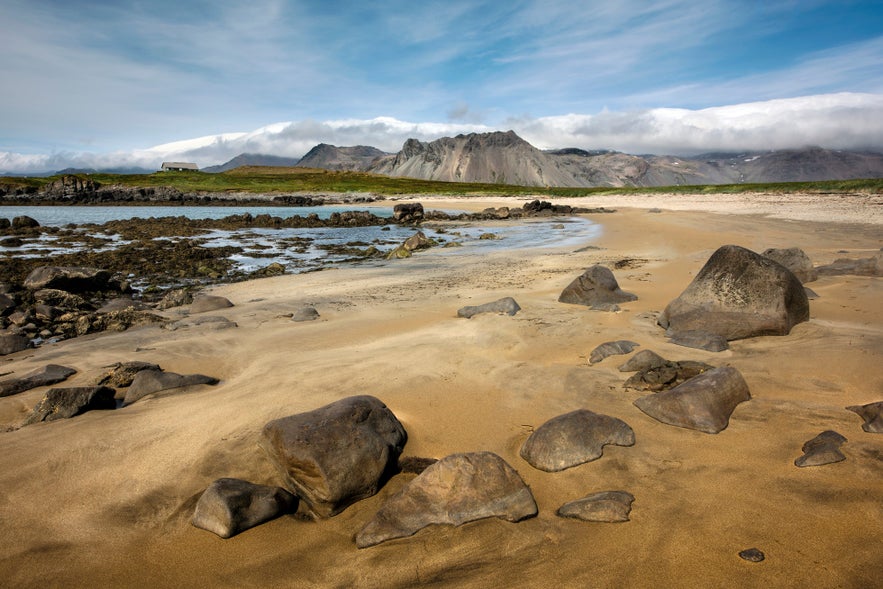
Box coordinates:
[393,203,424,223]
[558,265,637,309]
[633,366,750,434]
[190,295,234,314]
[588,340,639,365]
[0,364,77,397]
[762,247,818,283]
[23,266,112,293]
[0,292,15,314]
[355,452,537,548]
[659,245,809,341]
[23,386,116,425]
[387,231,436,259]
[457,297,521,318]
[12,215,40,229]
[794,430,847,467]
[191,478,297,539]
[557,491,635,523]
[0,333,30,356]
[259,395,407,518]
[520,409,635,472]
[845,401,883,433]
[123,369,219,405]
[618,349,668,372]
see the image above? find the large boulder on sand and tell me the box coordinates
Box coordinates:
[355,452,538,548]
[260,395,407,518]
[191,478,297,538]
[658,245,809,341]
[558,265,637,309]
[190,295,234,314]
[633,366,750,434]
[520,409,635,472]
[762,247,818,283]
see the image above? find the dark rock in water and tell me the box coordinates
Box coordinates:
[845,401,883,433]
[0,364,77,397]
[557,491,635,522]
[558,265,637,308]
[191,478,297,539]
[739,548,765,562]
[624,360,714,392]
[94,361,161,388]
[12,215,40,229]
[123,369,219,405]
[588,340,639,365]
[387,231,436,259]
[659,245,809,341]
[457,297,521,318]
[794,430,847,467]
[260,395,407,519]
[292,307,320,322]
[618,350,668,372]
[816,252,883,277]
[23,266,112,293]
[190,295,234,314]
[762,247,818,283]
[355,451,537,548]
[668,330,729,352]
[633,366,750,434]
[23,386,116,425]
[393,203,424,223]
[0,333,30,356]
[520,409,635,472]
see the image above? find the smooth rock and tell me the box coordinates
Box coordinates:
[558,265,637,308]
[292,307,320,322]
[618,350,669,372]
[633,366,750,434]
[557,491,635,522]
[520,409,635,472]
[23,266,112,293]
[355,452,537,548]
[0,364,77,397]
[191,478,297,539]
[762,247,818,283]
[845,401,883,433]
[94,361,161,388]
[794,430,847,467]
[23,386,116,425]
[457,297,521,318]
[739,548,766,562]
[0,333,31,356]
[659,245,809,341]
[190,295,234,314]
[668,330,729,352]
[588,340,639,365]
[260,395,407,518]
[123,369,219,405]
[12,215,39,229]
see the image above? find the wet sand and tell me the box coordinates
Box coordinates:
[1,195,881,588]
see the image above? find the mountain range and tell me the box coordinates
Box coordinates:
[203,131,883,187]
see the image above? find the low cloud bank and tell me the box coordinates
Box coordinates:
[3,93,882,174]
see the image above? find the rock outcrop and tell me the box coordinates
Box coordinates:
[659,245,809,341]
[355,452,537,548]
[23,386,116,425]
[122,369,219,405]
[260,395,407,518]
[190,295,234,314]
[0,364,76,397]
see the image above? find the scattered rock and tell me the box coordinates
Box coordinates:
[123,369,219,405]
[457,297,521,318]
[259,395,407,518]
[23,386,116,425]
[0,333,30,356]
[633,366,750,434]
[557,491,635,523]
[23,266,112,293]
[588,340,639,365]
[191,478,297,539]
[558,265,637,309]
[659,245,809,341]
[0,364,77,397]
[618,350,668,372]
[623,360,715,392]
[190,295,234,314]
[794,430,847,467]
[93,361,161,388]
[762,247,818,283]
[520,409,635,472]
[355,452,538,548]
[668,330,729,352]
[845,401,883,433]
[292,307,320,322]
[739,548,765,563]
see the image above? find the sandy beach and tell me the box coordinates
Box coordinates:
[1,194,880,588]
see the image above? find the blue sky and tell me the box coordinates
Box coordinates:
[2,0,882,172]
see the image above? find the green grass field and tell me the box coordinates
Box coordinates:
[2,167,882,197]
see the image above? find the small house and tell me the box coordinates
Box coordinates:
[161,162,199,172]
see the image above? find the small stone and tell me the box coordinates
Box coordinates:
[739,548,765,562]
[557,491,635,522]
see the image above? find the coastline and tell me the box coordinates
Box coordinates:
[0,198,880,588]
